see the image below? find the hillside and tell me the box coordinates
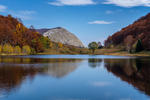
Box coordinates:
[0,15,47,52]
[105,13,150,50]
[37,27,84,48]
[0,15,88,55]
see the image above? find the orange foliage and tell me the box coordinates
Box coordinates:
[0,15,44,52]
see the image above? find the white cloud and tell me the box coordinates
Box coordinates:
[18,10,36,15]
[106,10,113,14]
[120,98,132,100]
[10,10,36,20]
[91,81,111,87]
[88,20,113,24]
[0,5,7,12]
[103,0,150,7]
[48,0,96,6]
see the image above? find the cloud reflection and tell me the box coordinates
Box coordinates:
[91,81,111,87]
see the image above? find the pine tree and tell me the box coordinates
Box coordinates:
[135,39,143,52]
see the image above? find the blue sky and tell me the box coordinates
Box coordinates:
[0,0,150,46]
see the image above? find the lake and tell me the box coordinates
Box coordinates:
[0,55,150,100]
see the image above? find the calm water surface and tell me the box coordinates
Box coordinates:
[0,55,150,100]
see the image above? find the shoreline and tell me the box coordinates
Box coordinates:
[0,49,150,57]
[0,52,149,57]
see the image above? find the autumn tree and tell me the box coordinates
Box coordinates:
[49,42,53,48]
[0,45,2,53]
[16,23,26,33]
[3,44,13,54]
[31,39,44,52]
[0,15,50,53]
[15,23,27,46]
[40,37,50,49]
[88,42,98,54]
[58,42,63,48]
[124,35,135,53]
[14,46,21,54]
[31,48,36,55]
[22,45,31,54]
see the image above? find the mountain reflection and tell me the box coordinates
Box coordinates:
[0,57,82,95]
[104,58,150,96]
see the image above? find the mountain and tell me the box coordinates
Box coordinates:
[37,27,84,48]
[105,13,150,50]
[36,28,49,35]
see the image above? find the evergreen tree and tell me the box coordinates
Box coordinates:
[135,39,143,52]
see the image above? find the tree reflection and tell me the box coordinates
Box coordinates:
[0,57,83,95]
[88,59,102,68]
[104,58,150,96]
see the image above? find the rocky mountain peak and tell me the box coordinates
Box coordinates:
[37,27,84,48]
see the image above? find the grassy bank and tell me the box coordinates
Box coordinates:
[0,48,150,57]
[38,48,150,57]
[93,49,150,57]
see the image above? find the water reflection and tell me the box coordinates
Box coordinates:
[104,58,150,96]
[88,59,102,68]
[0,57,83,95]
[1,56,150,100]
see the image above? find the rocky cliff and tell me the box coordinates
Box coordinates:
[37,27,84,47]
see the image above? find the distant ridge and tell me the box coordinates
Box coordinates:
[36,27,65,34]
[36,28,49,35]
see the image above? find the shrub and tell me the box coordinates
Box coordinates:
[3,44,13,54]
[22,45,31,54]
[14,46,21,54]
[40,37,50,49]
[31,48,36,55]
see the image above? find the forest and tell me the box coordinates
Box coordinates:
[105,13,150,52]
[0,14,51,54]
